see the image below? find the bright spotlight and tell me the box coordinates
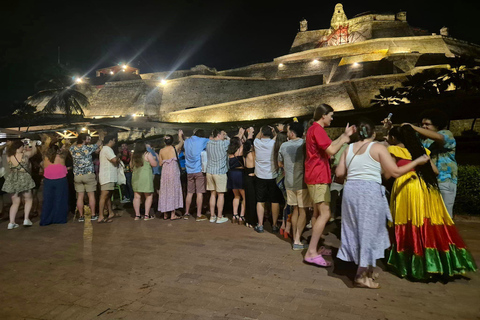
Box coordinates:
[278,63,284,67]
[81,127,87,131]
[160,79,167,85]
[353,62,360,67]
[313,59,319,63]
[122,64,127,69]
[110,71,114,75]
[75,77,83,83]
[132,114,137,118]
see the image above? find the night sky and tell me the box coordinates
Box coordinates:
[2,0,479,114]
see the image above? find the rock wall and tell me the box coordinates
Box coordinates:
[160,75,323,115]
[86,80,162,117]
[162,73,406,123]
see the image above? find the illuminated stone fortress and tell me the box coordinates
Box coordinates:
[85,3,480,123]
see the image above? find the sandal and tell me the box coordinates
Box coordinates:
[319,246,332,256]
[163,214,168,220]
[232,214,239,224]
[183,213,191,220]
[280,228,285,236]
[355,274,380,289]
[238,216,245,226]
[304,254,331,267]
[134,216,141,221]
[97,218,113,223]
[170,215,181,221]
[144,215,154,221]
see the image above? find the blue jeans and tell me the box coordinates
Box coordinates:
[122,172,134,201]
[439,182,457,218]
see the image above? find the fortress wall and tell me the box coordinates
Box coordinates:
[87,80,162,117]
[217,62,278,78]
[162,73,407,123]
[350,73,407,107]
[159,75,323,114]
[279,36,453,63]
[162,83,355,123]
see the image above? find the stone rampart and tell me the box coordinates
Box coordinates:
[159,75,323,115]
[162,73,406,123]
[86,80,161,118]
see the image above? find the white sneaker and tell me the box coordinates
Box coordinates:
[23,219,33,227]
[120,198,130,204]
[306,220,312,229]
[209,216,217,223]
[7,223,19,230]
[216,217,229,224]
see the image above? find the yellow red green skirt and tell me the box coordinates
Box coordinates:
[388,171,477,280]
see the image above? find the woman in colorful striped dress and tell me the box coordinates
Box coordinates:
[387,125,477,280]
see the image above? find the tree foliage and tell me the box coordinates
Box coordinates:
[26,64,90,123]
[371,60,480,108]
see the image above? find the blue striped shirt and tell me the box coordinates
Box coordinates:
[206,140,230,175]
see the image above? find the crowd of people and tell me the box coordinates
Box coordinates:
[0,104,477,288]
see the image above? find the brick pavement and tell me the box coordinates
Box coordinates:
[0,209,479,320]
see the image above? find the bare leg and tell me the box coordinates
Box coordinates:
[217,193,225,218]
[87,192,96,217]
[209,191,217,217]
[106,191,114,218]
[133,192,142,217]
[271,202,280,227]
[306,202,331,259]
[144,193,153,217]
[23,191,33,221]
[294,207,307,245]
[256,202,265,226]
[291,206,299,243]
[185,193,194,215]
[239,189,246,217]
[232,189,240,216]
[76,192,85,217]
[196,193,203,217]
[98,190,110,221]
[9,193,21,224]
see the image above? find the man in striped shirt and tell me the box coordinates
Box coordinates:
[206,127,245,224]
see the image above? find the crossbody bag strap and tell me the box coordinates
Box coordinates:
[346,142,370,170]
[13,155,32,177]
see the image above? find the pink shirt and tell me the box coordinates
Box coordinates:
[44,164,68,180]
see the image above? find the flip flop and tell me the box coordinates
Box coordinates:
[170,215,181,221]
[319,246,332,256]
[97,218,113,223]
[304,254,331,267]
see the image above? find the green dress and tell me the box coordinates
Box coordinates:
[132,157,154,193]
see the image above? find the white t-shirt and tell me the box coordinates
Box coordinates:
[254,138,276,179]
[99,145,117,185]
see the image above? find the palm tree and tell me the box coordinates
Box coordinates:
[11,102,37,131]
[26,65,90,124]
[370,86,407,108]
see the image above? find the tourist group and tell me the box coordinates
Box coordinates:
[0,104,476,288]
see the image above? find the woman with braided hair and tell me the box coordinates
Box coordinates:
[335,118,430,288]
[387,125,477,280]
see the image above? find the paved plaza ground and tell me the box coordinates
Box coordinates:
[1,207,479,320]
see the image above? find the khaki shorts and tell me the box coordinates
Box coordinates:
[187,172,206,194]
[206,173,227,193]
[101,182,115,191]
[287,189,313,207]
[74,173,97,193]
[307,184,331,204]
